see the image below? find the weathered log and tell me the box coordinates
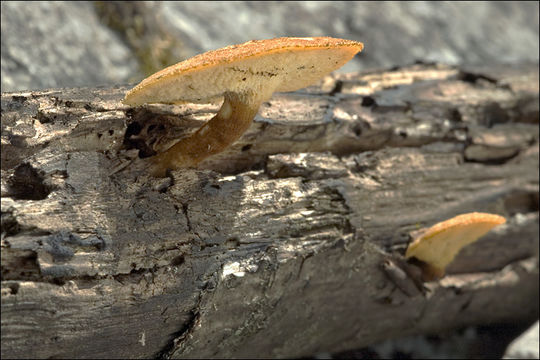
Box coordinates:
[1,63,538,359]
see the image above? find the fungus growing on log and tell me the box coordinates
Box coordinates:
[405,212,507,279]
[123,36,364,176]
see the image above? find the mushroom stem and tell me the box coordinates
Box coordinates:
[151,91,264,176]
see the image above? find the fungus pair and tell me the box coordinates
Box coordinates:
[405,212,506,279]
[125,42,507,282]
[123,36,364,176]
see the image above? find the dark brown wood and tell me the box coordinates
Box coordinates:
[1,63,538,359]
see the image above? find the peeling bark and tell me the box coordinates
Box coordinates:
[1,63,539,359]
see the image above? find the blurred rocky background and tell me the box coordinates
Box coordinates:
[1,1,538,359]
[1,1,539,92]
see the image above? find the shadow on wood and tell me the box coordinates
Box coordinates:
[1,63,538,358]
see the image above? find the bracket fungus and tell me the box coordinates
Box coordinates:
[405,212,506,279]
[123,36,364,176]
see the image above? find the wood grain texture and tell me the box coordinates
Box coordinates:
[1,63,538,359]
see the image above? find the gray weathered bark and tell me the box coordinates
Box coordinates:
[1,63,539,359]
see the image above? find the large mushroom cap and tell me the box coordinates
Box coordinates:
[123,37,364,106]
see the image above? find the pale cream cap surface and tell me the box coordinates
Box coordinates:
[124,37,364,106]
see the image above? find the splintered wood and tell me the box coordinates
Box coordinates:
[1,63,538,359]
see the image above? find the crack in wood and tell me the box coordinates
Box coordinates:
[1,63,538,359]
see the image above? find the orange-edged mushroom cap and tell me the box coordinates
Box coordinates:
[405,212,506,278]
[123,37,364,106]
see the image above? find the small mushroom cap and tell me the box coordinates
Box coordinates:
[405,212,506,275]
[123,37,364,106]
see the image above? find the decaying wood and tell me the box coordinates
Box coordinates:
[1,63,539,359]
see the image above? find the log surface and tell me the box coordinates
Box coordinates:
[1,63,539,359]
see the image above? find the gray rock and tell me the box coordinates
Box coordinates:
[159,1,539,73]
[1,1,137,92]
[1,2,538,98]
[504,321,540,359]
